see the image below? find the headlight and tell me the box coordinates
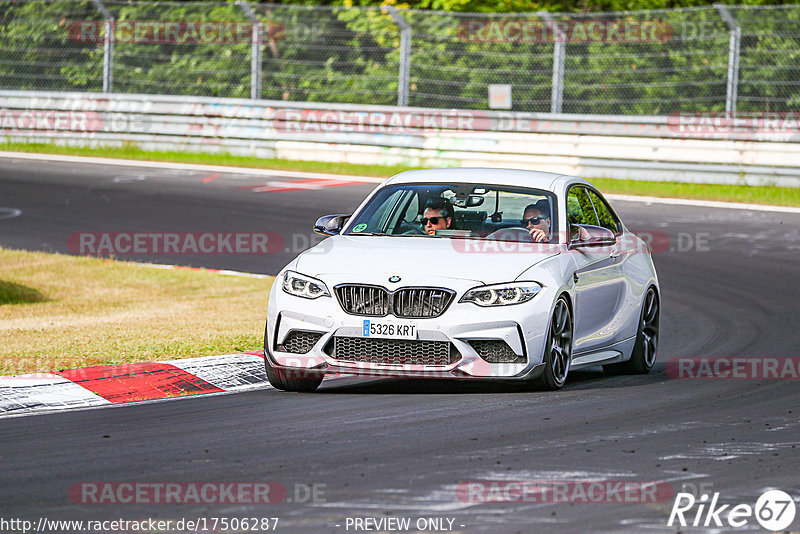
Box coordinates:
[460,282,542,307]
[282,271,330,299]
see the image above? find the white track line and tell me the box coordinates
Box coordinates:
[0,151,386,183]
[1,151,797,212]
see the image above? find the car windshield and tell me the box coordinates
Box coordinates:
[344,183,558,242]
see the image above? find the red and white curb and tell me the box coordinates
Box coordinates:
[0,351,271,416]
[0,266,278,417]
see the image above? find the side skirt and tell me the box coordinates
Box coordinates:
[571,336,636,370]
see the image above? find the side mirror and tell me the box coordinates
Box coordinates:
[313,214,351,236]
[570,224,616,248]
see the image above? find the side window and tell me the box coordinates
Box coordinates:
[587,189,620,233]
[566,187,599,226]
[364,189,405,232]
[391,192,420,234]
[401,193,420,222]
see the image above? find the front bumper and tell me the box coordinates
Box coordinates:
[265,277,555,382]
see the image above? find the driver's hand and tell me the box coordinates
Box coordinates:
[528,227,547,243]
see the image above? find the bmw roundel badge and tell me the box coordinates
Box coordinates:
[388,275,401,283]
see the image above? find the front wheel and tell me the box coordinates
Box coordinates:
[264,324,323,392]
[535,296,573,390]
[264,356,324,392]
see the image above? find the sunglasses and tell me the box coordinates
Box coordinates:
[521,216,548,226]
[421,216,447,225]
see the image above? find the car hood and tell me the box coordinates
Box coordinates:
[295,235,560,285]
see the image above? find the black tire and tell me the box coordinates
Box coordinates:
[534,296,573,391]
[264,355,324,392]
[604,287,659,375]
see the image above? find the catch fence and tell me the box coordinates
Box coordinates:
[1,1,799,115]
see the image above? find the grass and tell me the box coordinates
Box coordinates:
[0,247,272,375]
[2,142,798,207]
[591,178,800,207]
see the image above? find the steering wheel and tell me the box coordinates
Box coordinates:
[486,227,536,242]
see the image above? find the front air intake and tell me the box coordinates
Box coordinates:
[469,339,525,364]
[330,337,461,366]
[278,331,324,354]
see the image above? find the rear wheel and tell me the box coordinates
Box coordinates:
[604,287,659,375]
[535,296,573,390]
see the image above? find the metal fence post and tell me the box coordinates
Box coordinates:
[540,12,565,114]
[387,6,411,107]
[237,0,262,100]
[715,4,740,115]
[89,0,113,93]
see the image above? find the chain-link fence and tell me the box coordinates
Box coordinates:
[1,1,798,115]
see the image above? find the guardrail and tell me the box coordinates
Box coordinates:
[1,91,798,186]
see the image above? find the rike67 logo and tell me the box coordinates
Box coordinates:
[668,489,796,531]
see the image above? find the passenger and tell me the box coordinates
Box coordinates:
[521,199,551,243]
[421,198,455,235]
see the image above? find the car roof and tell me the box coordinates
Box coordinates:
[383,168,593,191]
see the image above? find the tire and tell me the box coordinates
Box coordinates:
[535,296,573,391]
[604,287,659,375]
[264,355,324,392]
[263,325,323,392]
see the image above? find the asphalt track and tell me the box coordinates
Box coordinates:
[1,155,799,533]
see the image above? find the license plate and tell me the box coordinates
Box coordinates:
[362,319,417,339]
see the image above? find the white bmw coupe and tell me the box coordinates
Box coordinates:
[264,168,659,392]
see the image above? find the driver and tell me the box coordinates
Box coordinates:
[421,198,455,235]
[522,200,551,243]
